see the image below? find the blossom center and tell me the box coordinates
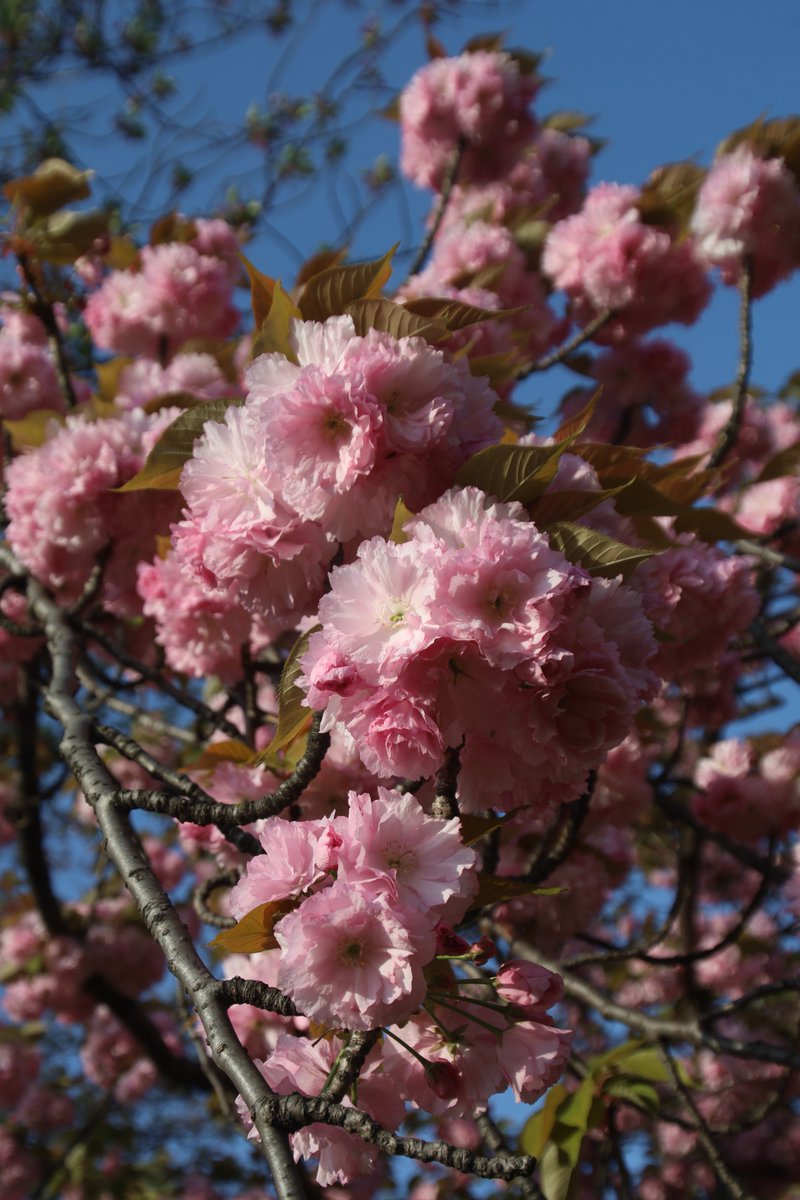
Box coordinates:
[338,938,367,966]
[381,839,417,877]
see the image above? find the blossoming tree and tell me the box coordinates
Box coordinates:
[1,27,800,1200]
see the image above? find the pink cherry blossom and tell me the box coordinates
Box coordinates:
[692,145,800,296]
[274,873,435,1030]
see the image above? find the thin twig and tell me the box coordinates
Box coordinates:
[749,617,800,687]
[194,868,240,929]
[527,772,596,885]
[516,308,614,379]
[404,137,465,279]
[707,261,753,469]
[658,1042,757,1200]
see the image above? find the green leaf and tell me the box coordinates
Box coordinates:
[528,483,631,526]
[588,1038,649,1071]
[35,208,110,264]
[209,899,296,955]
[544,521,657,579]
[603,1076,659,1113]
[252,279,301,360]
[520,1083,569,1157]
[539,1142,575,1200]
[471,873,565,908]
[454,443,566,504]
[556,1077,598,1132]
[532,1078,605,1200]
[344,297,446,342]
[4,158,92,215]
[255,626,319,768]
[299,245,398,321]
[403,295,524,331]
[116,397,243,491]
[389,497,415,544]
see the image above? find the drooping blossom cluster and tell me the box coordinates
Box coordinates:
[112,351,234,411]
[5,407,181,610]
[439,126,591,230]
[558,337,705,446]
[159,315,502,629]
[631,534,759,679]
[400,50,539,190]
[400,218,564,361]
[692,733,800,841]
[542,181,712,335]
[691,144,800,295]
[231,817,573,1186]
[0,308,64,418]
[84,236,240,357]
[228,786,476,1030]
[301,486,658,812]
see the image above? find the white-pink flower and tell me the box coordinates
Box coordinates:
[338,787,477,921]
[274,873,434,1031]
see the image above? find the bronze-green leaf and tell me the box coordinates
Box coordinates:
[295,246,347,287]
[35,209,110,264]
[455,443,566,504]
[2,409,65,449]
[545,521,657,579]
[4,158,92,216]
[240,253,276,329]
[299,245,397,321]
[209,899,297,955]
[529,483,631,526]
[458,813,513,846]
[189,739,256,771]
[252,279,301,361]
[116,396,243,491]
[149,211,197,246]
[755,443,800,483]
[636,161,707,232]
[403,296,523,331]
[344,298,446,342]
[471,874,565,909]
[255,626,320,768]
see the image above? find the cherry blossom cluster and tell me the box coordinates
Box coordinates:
[0,308,65,419]
[302,486,657,812]
[542,182,712,336]
[155,315,502,634]
[228,786,477,1030]
[692,143,800,295]
[84,219,241,356]
[400,50,539,190]
[4,406,181,611]
[3,29,800,1200]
